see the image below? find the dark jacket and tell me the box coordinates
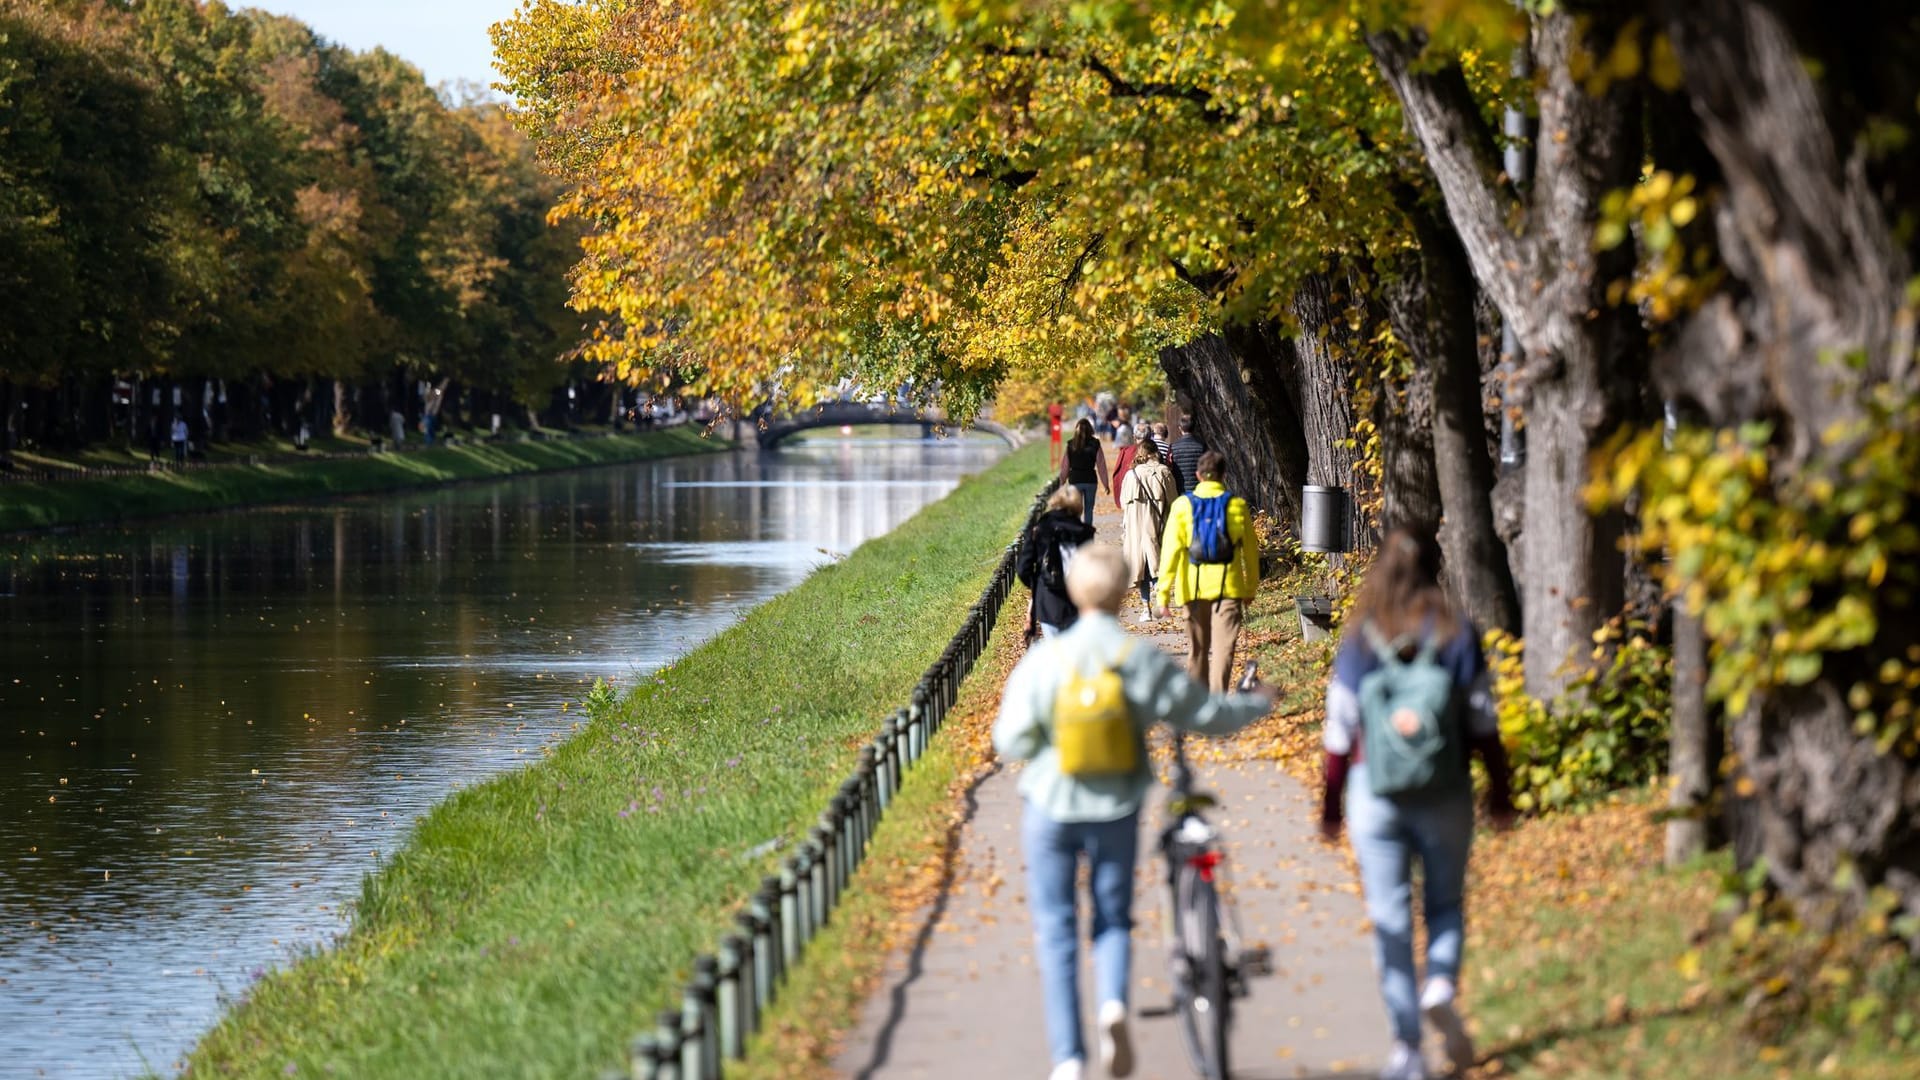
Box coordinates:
[1168,434,1207,494]
[1017,510,1098,631]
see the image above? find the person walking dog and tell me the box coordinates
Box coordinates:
[995,546,1276,1080]
[1320,528,1516,1080]
[1153,451,1258,691]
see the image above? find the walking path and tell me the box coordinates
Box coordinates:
[835,494,1386,1079]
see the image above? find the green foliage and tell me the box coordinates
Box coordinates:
[0,0,580,405]
[1595,384,1920,745]
[1485,619,1672,812]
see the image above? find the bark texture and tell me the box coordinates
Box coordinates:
[1385,196,1522,633]
[1370,11,1647,696]
[1155,327,1308,524]
[1290,272,1368,551]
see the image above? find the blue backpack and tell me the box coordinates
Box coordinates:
[1187,493,1234,565]
[1356,623,1466,797]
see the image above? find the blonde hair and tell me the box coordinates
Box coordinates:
[1046,484,1084,517]
[1066,545,1127,614]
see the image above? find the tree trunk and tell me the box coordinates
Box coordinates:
[1290,271,1367,550]
[1385,196,1522,633]
[1370,10,1645,696]
[1666,605,1714,867]
[1155,325,1309,525]
[1376,370,1440,537]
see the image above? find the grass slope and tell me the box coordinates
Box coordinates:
[0,427,721,534]
[184,443,1052,1079]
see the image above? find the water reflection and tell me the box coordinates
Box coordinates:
[0,435,1004,1078]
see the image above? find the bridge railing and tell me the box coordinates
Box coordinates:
[618,476,1059,1080]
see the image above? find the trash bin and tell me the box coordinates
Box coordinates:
[1301,485,1352,554]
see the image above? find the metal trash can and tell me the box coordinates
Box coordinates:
[1300,485,1352,553]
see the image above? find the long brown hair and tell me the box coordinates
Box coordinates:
[1348,527,1456,645]
[1068,417,1095,450]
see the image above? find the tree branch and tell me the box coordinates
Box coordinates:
[1365,28,1534,339]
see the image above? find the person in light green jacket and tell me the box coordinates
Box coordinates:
[994,545,1275,1080]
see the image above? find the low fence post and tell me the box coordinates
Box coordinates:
[779,863,801,969]
[749,887,777,1003]
[689,957,720,1080]
[654,1011,683,1080]
[631,1034,661,1080]
[855,749,877,850]
[812,821,836,916]
[717,936,746,1061]
[733,912,763,1035]
[838,780,863,870]
[679,976,708,1080]
[881,715,901,797]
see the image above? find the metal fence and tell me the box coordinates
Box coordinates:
[620,478,1057,1080]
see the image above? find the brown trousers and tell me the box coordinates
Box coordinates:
[1184,597,1245,692]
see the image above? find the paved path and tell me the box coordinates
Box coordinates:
[836,493,1386,1080]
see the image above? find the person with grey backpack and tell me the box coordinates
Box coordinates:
[1318,528,1516,1080]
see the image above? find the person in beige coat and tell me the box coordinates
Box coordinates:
[1119,436,1177,623]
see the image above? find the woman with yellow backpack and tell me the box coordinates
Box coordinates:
[994,546,1276,1080]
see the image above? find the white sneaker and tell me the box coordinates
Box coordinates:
[1136,610,1152,624]
[1379,1040,1428,1080]
[1048,1058,1085,1080]
[1420,977,1475,1074]
[1097,1000,1134,1077]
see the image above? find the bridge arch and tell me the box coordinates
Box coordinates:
[753,402,1023,450]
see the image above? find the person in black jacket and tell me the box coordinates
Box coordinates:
[1018,485,1098,637]
[1167,417,1207,495]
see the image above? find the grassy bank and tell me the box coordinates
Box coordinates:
[0,426,721,534]
[183,442,1052,1079]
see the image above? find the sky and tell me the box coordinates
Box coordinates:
[250,1,525,93]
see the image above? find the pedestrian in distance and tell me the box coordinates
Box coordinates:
[1150,422,1171,464]
[994,545,1278,1080]
[1058,418,1109,528]
[1320,527,1517,1080]
[170,415,189,464]
[1166,416,1207,495]
[1120,436,1177,624]
[1153,451,1259,692]
[1017,485,1097,638]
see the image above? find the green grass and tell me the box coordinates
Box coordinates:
[0,427,722,534]
[182,442,1052,1079]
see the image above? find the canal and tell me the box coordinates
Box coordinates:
[0,434,1005,1078]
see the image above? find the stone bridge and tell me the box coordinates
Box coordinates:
[747,401,1023,450]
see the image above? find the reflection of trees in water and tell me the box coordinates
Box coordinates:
[0,439,1003,924]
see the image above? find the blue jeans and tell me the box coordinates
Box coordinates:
[1073,482,1098,526]
[1021,800,1139,1065]
[1346,764,1475,1044]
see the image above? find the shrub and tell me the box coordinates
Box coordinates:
[1486,617,1671,812]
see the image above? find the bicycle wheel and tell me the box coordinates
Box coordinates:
[1173,863,1231,1080]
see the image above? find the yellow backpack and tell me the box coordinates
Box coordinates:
[1053,645,1138,777]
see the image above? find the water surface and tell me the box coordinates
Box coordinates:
[0,435,1004,1077]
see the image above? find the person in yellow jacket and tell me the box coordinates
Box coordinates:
[1153,450,1260,691]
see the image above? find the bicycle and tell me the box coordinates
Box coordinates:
[1150,671,1272,1080]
